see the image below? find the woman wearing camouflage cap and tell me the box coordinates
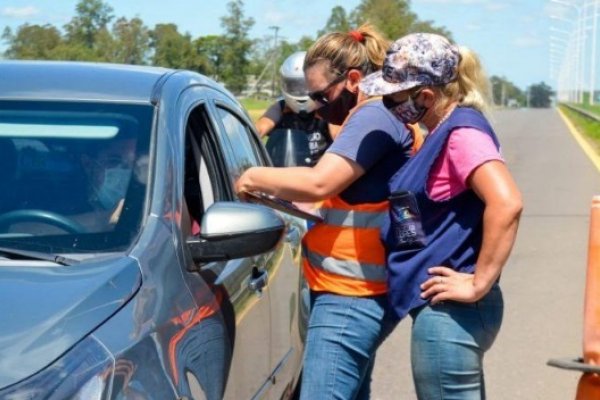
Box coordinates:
[360,33,523,399]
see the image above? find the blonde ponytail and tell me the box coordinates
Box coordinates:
[436,46,492,116]
[304,23,389,80]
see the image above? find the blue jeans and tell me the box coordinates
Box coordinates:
[300,291,399,400]
[410,284,504,400]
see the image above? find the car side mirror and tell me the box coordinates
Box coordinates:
[186,201,285,263]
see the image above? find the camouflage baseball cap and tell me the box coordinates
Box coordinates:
[360,33,460,96]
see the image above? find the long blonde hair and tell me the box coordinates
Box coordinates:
[304,23,389,80]
[434,46,492,116]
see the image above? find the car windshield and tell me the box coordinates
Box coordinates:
[0,100,153,255]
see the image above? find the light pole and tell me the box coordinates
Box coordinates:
[550,43,567,99]
[550,0,585,103]
[269,25,280,99]
[590,0,599,104]
[549,24,579,102]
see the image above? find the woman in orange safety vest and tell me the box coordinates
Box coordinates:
[236,24,421,400]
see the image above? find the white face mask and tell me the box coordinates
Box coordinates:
[383,91,428,125]
[95,167,131,210]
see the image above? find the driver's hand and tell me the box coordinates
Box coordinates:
[109,199,125,224]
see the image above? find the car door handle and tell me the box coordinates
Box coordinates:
[248,268,268,293]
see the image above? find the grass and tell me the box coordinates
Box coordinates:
[575,103,600,118]
[559,104,600,153]
[239,97,272,110]
[239,97,270,123]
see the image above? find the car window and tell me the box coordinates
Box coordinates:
[0,100,153,254]
[182,103,242,237]
[214,107,263,183]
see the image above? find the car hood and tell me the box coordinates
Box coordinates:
[0,256,141,389]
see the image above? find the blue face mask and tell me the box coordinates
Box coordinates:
[383,92,428,125]
[95,167,131,210]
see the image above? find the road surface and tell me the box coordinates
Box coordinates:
[372,108,600,400]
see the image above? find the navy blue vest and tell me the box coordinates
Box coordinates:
[275,99,331,166]
[383,107,500,319]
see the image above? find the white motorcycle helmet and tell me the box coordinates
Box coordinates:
[280,51,317,114]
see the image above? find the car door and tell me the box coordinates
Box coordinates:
[173,86,273,399]
[202,96,275,399]
[208,99,305,399]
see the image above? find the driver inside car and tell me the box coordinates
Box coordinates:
[77,137,137,231]
[0,137,137,236]
[0,138,18,214]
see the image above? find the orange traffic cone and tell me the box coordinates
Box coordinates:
[576,374,600,399]
[576,196,600,400]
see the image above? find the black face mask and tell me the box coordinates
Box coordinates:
[316,89,358,125]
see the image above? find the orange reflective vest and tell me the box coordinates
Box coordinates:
[302,98,422,296]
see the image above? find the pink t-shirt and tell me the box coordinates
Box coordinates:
[427,127,504,201]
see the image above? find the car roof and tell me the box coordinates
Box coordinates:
[0,60,186,103]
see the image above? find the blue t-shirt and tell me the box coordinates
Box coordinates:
[326,100,414,204]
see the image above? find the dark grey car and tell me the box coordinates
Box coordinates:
[0,61,309,399]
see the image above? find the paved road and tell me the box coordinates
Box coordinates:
[372,108,600,400]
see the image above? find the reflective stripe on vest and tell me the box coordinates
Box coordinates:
[303,247,387,282]
[320,208,386,228]
[302,196,389,296]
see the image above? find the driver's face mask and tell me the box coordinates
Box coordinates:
[95,166,131,210]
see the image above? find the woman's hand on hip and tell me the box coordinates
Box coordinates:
[420,266,485,304]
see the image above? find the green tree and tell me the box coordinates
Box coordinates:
[247,34,315,98]
[195,35,228,78]
[296,35,315,51]
[112,17,150,64]
[245,35,278,96]
[246,37,268,81]
[408,18,452,37]
[48,42,96,61]
[277,40,302,65]
[64,0,114,49]
[150,24,199,69]
[528,82,554,108]
[350,0,414,39]
[93,27,117,61]
[490,76,525,107]
[2,24,63,59]
[220,0,255,94]
[318,0,451,41]
[318,6,352,36]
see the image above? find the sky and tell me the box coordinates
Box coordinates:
[1,0,599,91]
